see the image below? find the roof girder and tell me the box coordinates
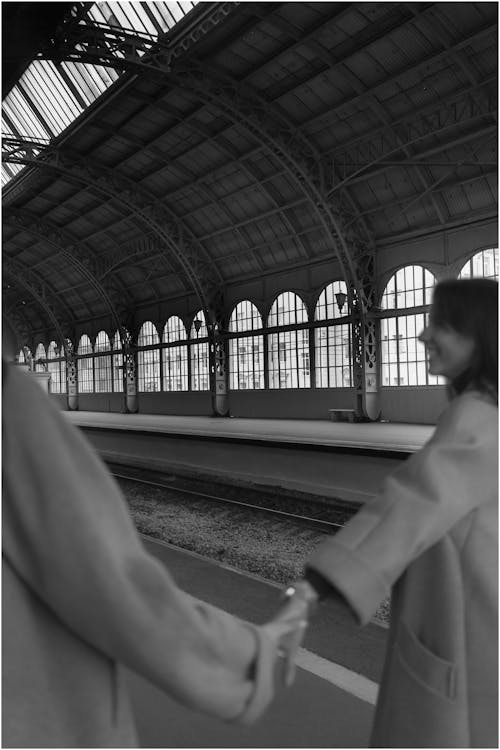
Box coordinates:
[28,3,372,312]
[2,142,224,319]
[3,256,74,342]
[4,208,130,330]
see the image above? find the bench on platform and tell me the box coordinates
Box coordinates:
[328,408,357,423]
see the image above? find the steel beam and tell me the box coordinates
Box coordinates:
[328,80,497,191]
[3,258,73,344]
[4,208,130,331]
[2,139,224,325]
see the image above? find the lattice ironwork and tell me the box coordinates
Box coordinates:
[328,79,497,190]
[41,2,239,73]
[2,307,32,352]
[4,208,129,329]
[118,325,136,393]
[11,12,372,312]
[175,62,369,296]
[2,140,224,323]
[3,257,74,342]
[3,6,388,416]
[63,337,78,403]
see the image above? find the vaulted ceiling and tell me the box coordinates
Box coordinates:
[2,1,498,344]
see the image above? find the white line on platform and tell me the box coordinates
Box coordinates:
[143,536,380,706]
[295,648,378,705]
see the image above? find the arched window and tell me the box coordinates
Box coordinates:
[137,322,161,392]
[228,301,264,390]
[315,281,352,388]
[34,343,47,372]
[268,292,309,388]
[163,316,188,391]
[190,311,210,391]
[380,265,439,386]
[77,334,94,392]
[112,330,123,393]
[17,349,26,364]
[459,248,498,279]
[47,341,66,393]
[94,331,112,392]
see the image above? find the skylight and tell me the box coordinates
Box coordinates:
[1,1,198,186]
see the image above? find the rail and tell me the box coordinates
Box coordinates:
[109,465,356,534]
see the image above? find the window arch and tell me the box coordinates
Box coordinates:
[381,264,435,310]
[163,316,188,391]
[315,281,352,388]
[112,330,124,393]
[17,348,26,364]
[137,322,160,392]
[459,248,498,279]
[380,265,440,386]
[34,342,46,372]
[228,301,264,390]
[190,311,209,391]
[94,331,112,392]
[47,341,66,393]
[268,292,309,388]
[77,334,94,392]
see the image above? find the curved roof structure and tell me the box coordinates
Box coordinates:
[2,1,497,344]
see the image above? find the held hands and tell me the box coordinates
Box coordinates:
[261,580,319,688]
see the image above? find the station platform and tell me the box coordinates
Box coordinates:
[127,536,387,748]
[65,411,433,454]
[66,412,434,504]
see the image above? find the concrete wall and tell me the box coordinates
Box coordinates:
[78,393,125,412]
[55,386,446,424]
[62,391,213,415]
[49,394,68,410]
[228,388,355,419]
[380,387,448,424]
[136,391,212,416]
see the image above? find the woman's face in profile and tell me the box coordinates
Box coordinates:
[418,317,475,380]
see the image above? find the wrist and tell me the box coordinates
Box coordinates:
[282,579,319,616]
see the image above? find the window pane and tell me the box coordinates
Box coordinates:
[380,265,443,387]
[229,301,264,389]
[77,334,94,392]
[162,317,188,391]
[459,248,499,280]
[137,322,160,392]
[381,265,437,310]
[189,311,209,390]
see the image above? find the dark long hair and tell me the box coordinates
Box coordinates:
[430,278,498,402]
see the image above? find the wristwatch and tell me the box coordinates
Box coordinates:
[282,578,319,617]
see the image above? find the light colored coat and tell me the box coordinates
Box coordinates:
[309,391,498,748]
[2,366,275,748]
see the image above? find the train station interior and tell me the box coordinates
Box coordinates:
[3,1,497,425]
[2,2,498,748]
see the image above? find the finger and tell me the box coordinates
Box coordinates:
[273,597,309,625]
[283,620,307,687]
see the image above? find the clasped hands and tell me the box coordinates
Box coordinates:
[261,579,319,688]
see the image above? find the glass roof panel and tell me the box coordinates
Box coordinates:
[2,1,198,186]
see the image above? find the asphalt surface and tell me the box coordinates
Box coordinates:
[125,537,387,748]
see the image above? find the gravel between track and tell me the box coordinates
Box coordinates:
[119,477,390,626]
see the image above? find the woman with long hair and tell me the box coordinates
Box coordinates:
[276,277,498,748]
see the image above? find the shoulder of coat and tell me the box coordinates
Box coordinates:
[437,390,497,439]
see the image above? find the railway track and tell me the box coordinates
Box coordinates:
[108,462,357,534]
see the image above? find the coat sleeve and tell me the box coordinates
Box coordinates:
[307,396,498,626]
[2,367,275,724]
